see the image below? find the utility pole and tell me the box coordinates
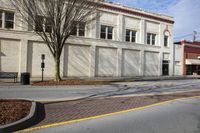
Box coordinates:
[193,31,197,42]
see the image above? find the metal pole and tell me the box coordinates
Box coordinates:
[42,68,44,81]
[41,54,45,82]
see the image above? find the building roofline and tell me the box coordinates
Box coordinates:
[175,40,200,46]
[99,1,174,24]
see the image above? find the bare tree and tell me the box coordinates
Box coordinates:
[10,0,100,81]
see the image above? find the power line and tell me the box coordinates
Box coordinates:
[174,34,193,39]
[174,32,200,39]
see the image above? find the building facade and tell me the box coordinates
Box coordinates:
[174,40,200,76]
[0,1,174,78]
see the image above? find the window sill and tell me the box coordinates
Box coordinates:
[0,28,15,30]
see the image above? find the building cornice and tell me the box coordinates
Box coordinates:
[99,2,174,24]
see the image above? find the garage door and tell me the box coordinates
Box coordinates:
[67,45,90,77]
[0,39,20,72]
[144,52,160,76]
[122,49,140,76]
[96,47,117,77]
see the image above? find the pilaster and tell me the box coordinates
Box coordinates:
[19,39,28,74]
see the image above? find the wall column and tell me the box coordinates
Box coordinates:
[140,19,146,44]
[89,45,96,77]
[140,50,144,76]
[117,48,122,77]
[159,52,163,76]
[19,39,28,75]
[117,14,124,42]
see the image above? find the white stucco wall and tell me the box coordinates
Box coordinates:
[67,44,90,77]
[0,39,20,72]
[28,42,55,77]
[144,51,160,76]
[96,47,117,77]
[0,1,175,78]
[174,44,183,75]
[122,49,140,76]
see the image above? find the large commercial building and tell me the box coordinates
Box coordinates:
[0,1,174,78]
[174,40,200,76]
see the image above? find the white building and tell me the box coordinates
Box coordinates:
[0,1,174,78]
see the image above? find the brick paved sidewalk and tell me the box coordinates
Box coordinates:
[33,91,200,127]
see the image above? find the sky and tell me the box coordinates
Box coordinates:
[110,0,200,42]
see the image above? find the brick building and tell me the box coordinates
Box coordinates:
[174,40,200,75]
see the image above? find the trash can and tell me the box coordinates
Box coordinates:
[21,72,30,85]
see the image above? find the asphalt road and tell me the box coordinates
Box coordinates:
[1,79,200,101]
[30,97,200,133]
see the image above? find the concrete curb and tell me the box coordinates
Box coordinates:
[132,76,200,82]
[37,89,200,104]
[0,101,38,133]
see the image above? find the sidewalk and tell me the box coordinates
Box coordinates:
[1,75,200,84]
[19,90,200,132]
[32,75,200,82]
[1,78,200,102]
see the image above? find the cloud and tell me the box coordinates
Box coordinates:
[109,0,200,41]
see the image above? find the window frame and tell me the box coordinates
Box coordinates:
[164,35,169,47]
[35,15,44,32]
[0,10,15,29]
[4,11,14,29]
[70,22,86,37]
[45,17,53,33]
[100,25,113,40]
[0,11,2,28]
[125,29,137,43]
[147,33,157,46]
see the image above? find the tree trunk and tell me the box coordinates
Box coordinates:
[54,56,61,82]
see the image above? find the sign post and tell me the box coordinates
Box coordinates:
[41,54,45,81]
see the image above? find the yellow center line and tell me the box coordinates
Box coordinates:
[15,96,200,133]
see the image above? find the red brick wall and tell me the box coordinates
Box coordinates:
[183,45,200,75]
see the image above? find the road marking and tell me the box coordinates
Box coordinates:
[15,96,200,133]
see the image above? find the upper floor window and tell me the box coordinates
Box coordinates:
[71,22,86,37]
[100,25,113,40]
[164,35,169,47]
[0,11,2,28]
[126,29,136,43]
[35,16,53,33]
[45,18,53,33]
[147,33,156,45]
[5,12,14,29]
[0,10,14,29]
[35,16,44,32]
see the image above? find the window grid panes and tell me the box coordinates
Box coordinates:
[100,25,106,39]
[0,11,2,28]
[126,30,130,42]
[78,22,85,37]
[71,22,85,37]
[164,36,169,47]
[45,18,52,33]
[126,30,136,43]
[152,34,156,45]
[147,33,156,45]
[147,33,151,45]
[71,22,78,36]
[5,12,14,29]
[107,26,113,40]
[35,16,44,32]
[100,25,113,40]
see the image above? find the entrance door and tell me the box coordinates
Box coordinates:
[162,60,169,76]
[198,66,200,75]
